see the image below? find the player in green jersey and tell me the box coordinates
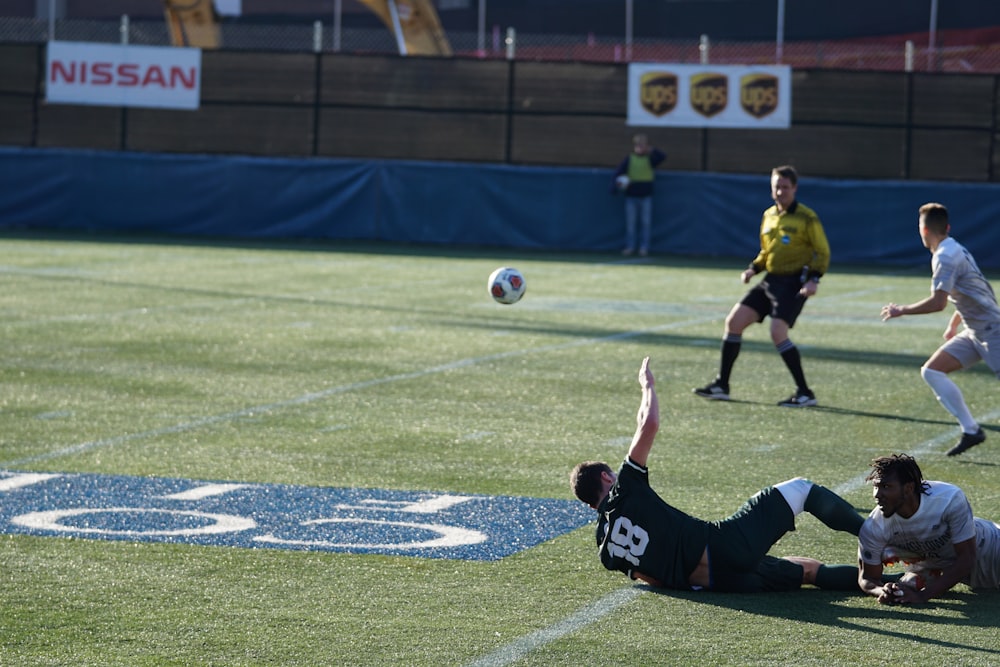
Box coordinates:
[572,357,861,592]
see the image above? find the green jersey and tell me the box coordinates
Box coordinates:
[597,458,710,589]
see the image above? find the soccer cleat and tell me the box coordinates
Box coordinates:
[946,428,985,457]
[693,381,730,401]
[777,389,817,408]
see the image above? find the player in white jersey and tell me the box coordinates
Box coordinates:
[858,454,1000,604]
[881,202,1000,456]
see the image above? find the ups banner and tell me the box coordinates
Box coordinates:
[627,63,791,129]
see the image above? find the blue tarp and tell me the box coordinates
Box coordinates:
[1,146,999,268]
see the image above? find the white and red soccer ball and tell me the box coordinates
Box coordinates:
[488,267,526,305]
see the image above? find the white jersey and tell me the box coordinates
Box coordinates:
[932,237,1000,336]
[859,481,976,580]
[970,517,1000,589]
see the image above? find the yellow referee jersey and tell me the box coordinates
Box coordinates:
[751,201,830,278]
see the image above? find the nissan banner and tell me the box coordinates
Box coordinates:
[627,63,791,129]
[46,41,201,110]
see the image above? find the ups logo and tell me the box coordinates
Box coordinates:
[740,74,779,118]
[639,72,678,116]
[690,73,727,117]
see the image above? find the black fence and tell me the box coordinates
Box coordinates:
[2,42,998,181]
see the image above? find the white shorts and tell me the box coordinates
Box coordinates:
[970,517,1000,589]
[939,327,1000,379]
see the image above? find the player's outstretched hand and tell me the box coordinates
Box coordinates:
[881,303,901,321]
[639,356,654,389]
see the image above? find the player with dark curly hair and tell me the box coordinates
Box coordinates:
[859,453,1000,604]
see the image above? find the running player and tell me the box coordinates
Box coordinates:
[880,202,1000,456]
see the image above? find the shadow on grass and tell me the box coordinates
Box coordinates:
[643,585,1000,655]
[0,228,942,277]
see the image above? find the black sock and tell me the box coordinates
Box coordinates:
[777,340,809,392]
[814,564,858,591]
[804,484,864,536]
[719,335,741,387]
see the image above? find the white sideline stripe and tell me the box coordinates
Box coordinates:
[468,407,1000,666]
[161,483,249,501]
[0,316,718,468]
[464,586,644,667]
[0,472,61,491]
[833,407,1000,496]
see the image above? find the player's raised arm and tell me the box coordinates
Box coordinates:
[626,357,660,467]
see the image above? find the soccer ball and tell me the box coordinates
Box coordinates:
[488,267,526,305]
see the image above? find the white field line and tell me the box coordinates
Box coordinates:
[464,587,645,667]
[0,315,719,468]
[0,282,946,468]
[832,407,1000,497]
[463,408,1000,667]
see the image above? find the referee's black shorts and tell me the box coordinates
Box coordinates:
[740,273,808,327]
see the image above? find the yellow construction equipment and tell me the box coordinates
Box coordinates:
[163,0,222,48]
[357,0,452,56]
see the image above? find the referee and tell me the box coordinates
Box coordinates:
[694,165,831,407]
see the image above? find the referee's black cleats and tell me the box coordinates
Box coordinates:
[946,428,985,457]
[777,389,817,408]
[693,380,730,401]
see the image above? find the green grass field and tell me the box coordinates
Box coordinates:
[1,233,999,666]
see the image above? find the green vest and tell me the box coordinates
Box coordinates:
[626,154,655,183]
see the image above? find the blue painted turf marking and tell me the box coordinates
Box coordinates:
[0,471,593,561]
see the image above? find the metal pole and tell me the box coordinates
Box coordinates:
[505,27,515,61]
[333,0,342,52]
[625,0,633,61]
[120,14,129,45]
[699,34,709,64]
[387,0,407,55]
[904,40,914,72]
[477,0,486,55]
[928,0,939,71]
[313,20,322,53]
[776,0,785,63]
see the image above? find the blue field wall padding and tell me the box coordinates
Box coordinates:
[1,147,999,268]
[378,160,623,250]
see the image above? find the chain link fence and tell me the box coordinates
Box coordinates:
[2,16,1000,73]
